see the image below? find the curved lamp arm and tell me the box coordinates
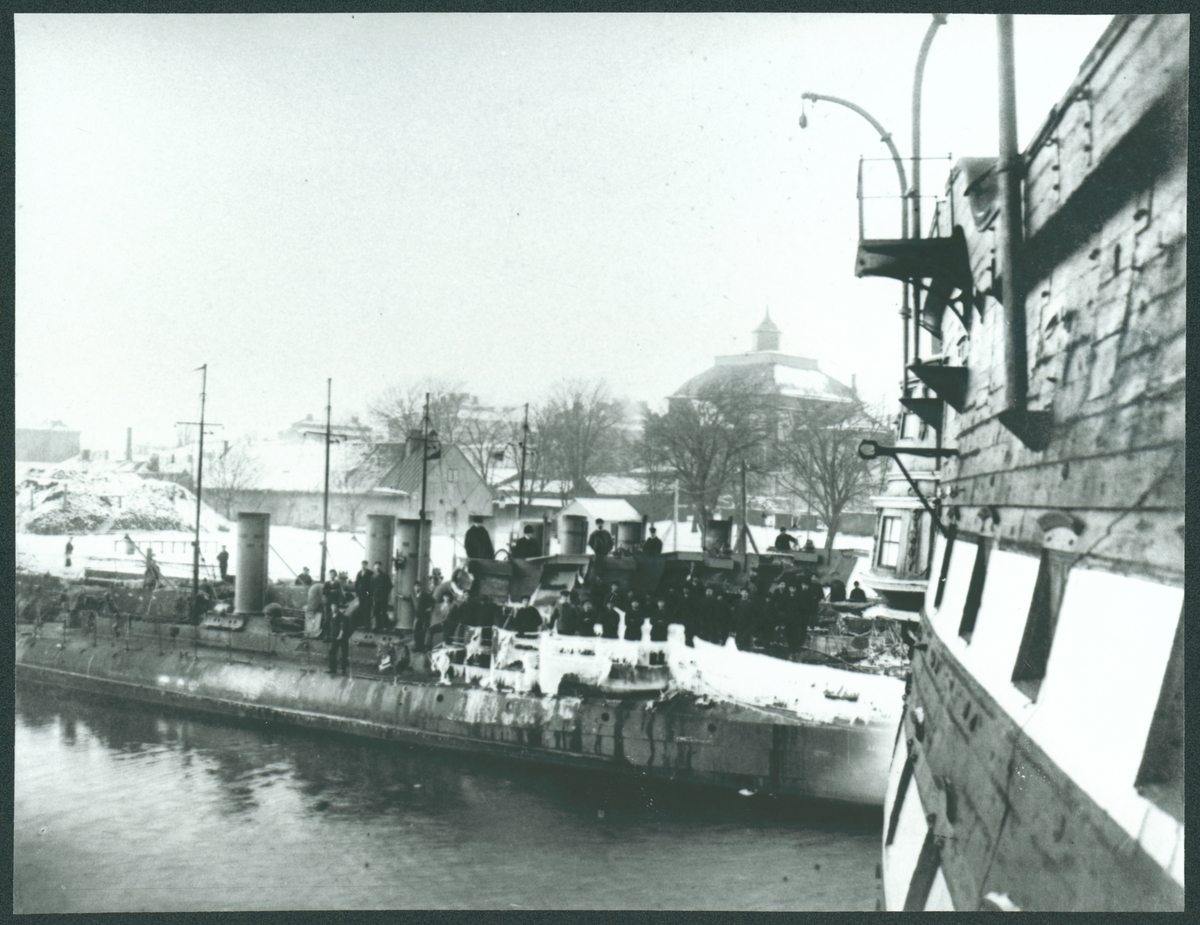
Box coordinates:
[801,91,908,238]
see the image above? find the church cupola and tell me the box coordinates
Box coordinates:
[753,310,781,352]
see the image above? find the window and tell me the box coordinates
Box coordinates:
[957,536,990,642]
[1135,612,1183,821]
[933,524,957,608]
[879,516,902,567]
[446,468,458,483]
[1011,550,1071,700]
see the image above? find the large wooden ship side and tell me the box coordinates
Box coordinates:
[873,14,1185,910]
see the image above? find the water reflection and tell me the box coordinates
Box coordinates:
[15,681,881,912]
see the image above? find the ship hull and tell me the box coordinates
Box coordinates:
[16,628,896,807]
[880,613,1183,911]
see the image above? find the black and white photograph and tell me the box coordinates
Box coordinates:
[14,12,1185,912]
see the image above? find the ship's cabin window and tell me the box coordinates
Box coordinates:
[933,524,957,608]
[1011,550,1071,700]
[878,516,902,568]
[1135,612,1183,821]
[957,536,990,642]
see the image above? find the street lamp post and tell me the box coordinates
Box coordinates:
[799,92,911,388]
[800,14,947,394]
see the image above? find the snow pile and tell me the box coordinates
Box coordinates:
[667,635,905,727]
[16,464,227,535]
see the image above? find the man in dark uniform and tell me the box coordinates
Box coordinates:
[774,527,796,552]
[327,594,353,675]
[849,581,868,603]
[354,561,373,630]
[783,583,810,655]
[599,601,621,639]
[464,516,495,560]
[603,581,628,614]
[511,524,540,559]
[321,568,350,676]
[413,580,435,651]
[623,597,646,641]
[65,537,74,568]
[732,587,757,650]
[649,597,673,642]
[588,519,614,558]
[295,566,314,586]
[510,596,543,634]
[370,561,392,631]
[642,525,662,555]
[322,569,344,640]
[577,601,598,637]
[701,586,730,645]
[552,590,579,636]
[828,577,847,603]
[217,545,230,581]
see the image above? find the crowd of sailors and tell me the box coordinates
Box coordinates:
[293,516,867,676]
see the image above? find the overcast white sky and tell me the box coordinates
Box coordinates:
[16,13,1112,453]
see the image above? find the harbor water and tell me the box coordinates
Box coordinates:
[15,682,881,912]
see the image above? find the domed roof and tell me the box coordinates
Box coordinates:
[672,314,856,407]
[672,352,856,407]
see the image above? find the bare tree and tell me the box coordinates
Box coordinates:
[369,379,469,443]
[779,401,892,557]
[458,405,519,488]
[641,377,776,550]
[206,442,264,520]
[534,380,626,498]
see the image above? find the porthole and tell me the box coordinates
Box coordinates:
[601,712,610,722]
[707,723,717,733]
[436,693,444,703]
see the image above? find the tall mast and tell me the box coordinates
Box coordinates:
[517,403,529,521]
[320,378,331,580]
[192,364,207,610]
[419,392,430,583]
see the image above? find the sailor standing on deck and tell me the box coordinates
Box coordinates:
[412,580,435,652]
[464,515,495,560]
[217,546,230,582]
[304,578,324,638]
[511,524,541,559]
[732,587,756,650]
[550,590,576,635]
[774,527,796,552]
[354,561,373,629]
[642,525,662,556]
[588,519,614,558]
[322,569,344,640]
[509,596,543,634]
[370,561,392,631]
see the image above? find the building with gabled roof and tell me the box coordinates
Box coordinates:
[374,441,494,536]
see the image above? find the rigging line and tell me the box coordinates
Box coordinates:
[1067,443,1183,570]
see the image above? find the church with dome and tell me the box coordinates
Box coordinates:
[671,311,857,410]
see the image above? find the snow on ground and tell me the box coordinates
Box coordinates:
[16,520,464,586]
[16,462,227,535]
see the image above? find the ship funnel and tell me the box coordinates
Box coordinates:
[234,512,270,615]
[394,517,428,629]
[367,514,395,575]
